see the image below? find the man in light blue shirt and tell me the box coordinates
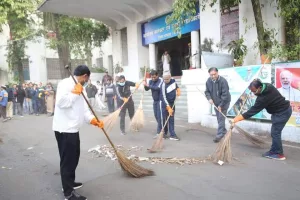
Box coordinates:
[0,85,9,122]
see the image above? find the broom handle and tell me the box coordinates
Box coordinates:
[141,66,147,103]
[197,88,248,123]
[66,67,118,150]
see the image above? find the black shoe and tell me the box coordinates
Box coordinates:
[64,191,87,200]
[73,182,83,190]
[170,135,180,141]
[62,182,83,192]
[213,137,221,143]
[163,135,169,139]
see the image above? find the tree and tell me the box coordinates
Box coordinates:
[275,0,300,60]
[0,0,39,83]
[43,13,110,78]
[167,0,275,60]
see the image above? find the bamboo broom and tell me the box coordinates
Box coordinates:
[197,88,266,147]
[65,65,154,178]
[213,95,248,163]
[148,101,176,153]
[102,79,144,133]
[130,67,147,132]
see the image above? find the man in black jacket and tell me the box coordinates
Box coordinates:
[233,79,292,161]
[205,67,231,143]
[116,75,139,135]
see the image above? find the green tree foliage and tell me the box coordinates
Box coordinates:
[275,0,300,60]
[43,13,110,78]
[0,0,39,83]
[168,0,276,59]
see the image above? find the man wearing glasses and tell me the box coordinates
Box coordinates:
[205,67,231,143]
[232,79,292,161]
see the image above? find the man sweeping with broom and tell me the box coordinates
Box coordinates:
[160,72,180,141]
[232,79,292,161]
[144,70,163,138]
[116,75,140,135]
[53,65,104,200]
[205,67,231,143]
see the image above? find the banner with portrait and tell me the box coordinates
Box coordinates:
[212,64,272,120]
[275,62,300,126]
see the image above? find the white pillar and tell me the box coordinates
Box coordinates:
[149,43,156,70]
[191,31,200,68]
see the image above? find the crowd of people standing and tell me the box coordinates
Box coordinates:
[0,82,55,122]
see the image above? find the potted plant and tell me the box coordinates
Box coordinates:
[227,38,247,67]
[140,66,151,78]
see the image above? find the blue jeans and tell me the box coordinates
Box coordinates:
[153,101,162,134]
[270,106,292,154]
[26,98,33,114]
[32,99,39,114]
[106,96,115,113]
[160,101,176,137]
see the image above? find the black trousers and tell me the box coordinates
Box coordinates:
[120,100,135,132]
[55,131,80,197]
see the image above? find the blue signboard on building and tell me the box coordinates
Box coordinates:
[141,8,200,46]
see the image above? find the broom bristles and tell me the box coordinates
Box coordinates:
[103,109,121,133]
[213,127,233,163]
[148,131,164,153]
[116,150,154,177]
[130,101,145,132]
[235,125,266,147]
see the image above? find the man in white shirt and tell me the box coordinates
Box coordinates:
[53,65,104,200]
[277,70,300,102]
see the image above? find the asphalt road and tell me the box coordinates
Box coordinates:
[1,114,300,200]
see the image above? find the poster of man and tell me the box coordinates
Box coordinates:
[275,62,300,126]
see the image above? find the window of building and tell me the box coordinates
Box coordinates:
[121,28,128,66]
[220,6,239,48]
[96,57,104,68]
[46,58,86,80]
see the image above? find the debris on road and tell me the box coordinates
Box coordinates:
[88,144,211,166]
[27,147,34,150]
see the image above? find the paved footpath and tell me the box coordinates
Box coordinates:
[1,114,300,200]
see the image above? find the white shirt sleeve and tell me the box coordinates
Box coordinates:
[56,80,80,109]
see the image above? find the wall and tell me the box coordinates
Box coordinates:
[239,0,283,65]
[199,0,221,52]
[92,36,113,70]
[0,24,10,83]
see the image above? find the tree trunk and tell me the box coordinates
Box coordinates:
[54,14,70,79]
[251,0,266,55]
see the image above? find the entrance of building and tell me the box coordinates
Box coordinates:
[156,33,192,77]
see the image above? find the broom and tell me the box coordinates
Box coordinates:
[212,96,247,163]
[197,88,266,147]
[130,67,147,132]
[65,65,154,178]
[148,102,176,153]
[102,79,144,133]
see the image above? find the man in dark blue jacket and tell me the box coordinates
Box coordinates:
[160,72,181,141]
[144,70,163,138]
